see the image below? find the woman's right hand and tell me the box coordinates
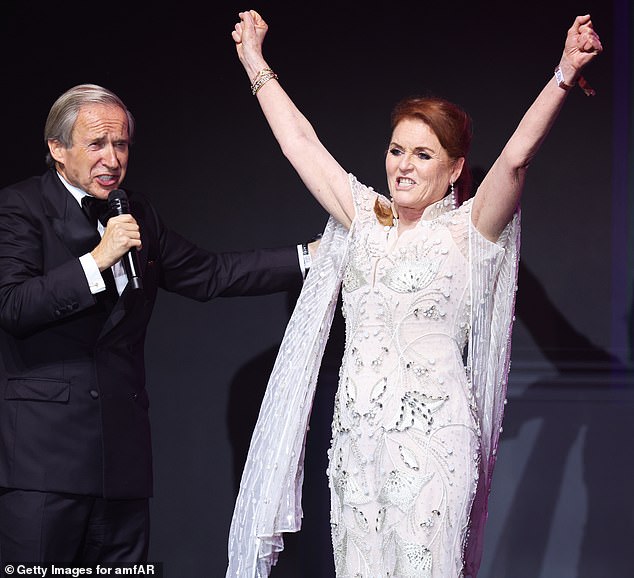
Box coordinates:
[232,10,268,75]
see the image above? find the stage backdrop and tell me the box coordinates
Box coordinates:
[1,0,632,576]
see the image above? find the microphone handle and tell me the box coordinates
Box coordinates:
[108,190,143,290]
[122,251,143,290]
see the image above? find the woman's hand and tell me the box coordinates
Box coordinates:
[232,10,268,72]
[558,15,602,82]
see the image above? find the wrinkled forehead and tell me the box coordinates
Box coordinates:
[74,103,129,140]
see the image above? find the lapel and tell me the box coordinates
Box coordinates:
[42,171,148,337]
[43,170,101,257]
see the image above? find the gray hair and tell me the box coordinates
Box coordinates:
[44,84,135,168]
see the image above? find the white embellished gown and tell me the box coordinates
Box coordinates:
[328,177,509,578]
[225,174,518,578]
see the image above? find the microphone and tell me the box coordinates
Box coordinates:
[107,189,143,290]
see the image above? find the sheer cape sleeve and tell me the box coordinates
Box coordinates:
[226,213,352,578]
[463,203,521,577]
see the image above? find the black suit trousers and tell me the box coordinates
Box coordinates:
[0,488,149,568]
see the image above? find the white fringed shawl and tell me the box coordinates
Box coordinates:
[226,175,520,578]
[463,204,521,576]
[226,214,351,578]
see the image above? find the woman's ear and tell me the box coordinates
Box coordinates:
[451,157,466,184]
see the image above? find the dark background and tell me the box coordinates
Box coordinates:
[1,1,632,576]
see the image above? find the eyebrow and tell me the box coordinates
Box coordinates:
[389,141,436,154]
[87,136,129,146]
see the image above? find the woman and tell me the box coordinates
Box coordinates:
[227,11,601,578]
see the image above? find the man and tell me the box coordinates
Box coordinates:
[0,84,310,566]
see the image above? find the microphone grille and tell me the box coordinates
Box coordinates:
[107,188,130,214]
[108,189,128,202]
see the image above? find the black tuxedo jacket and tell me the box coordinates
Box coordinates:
[0,170,301,499]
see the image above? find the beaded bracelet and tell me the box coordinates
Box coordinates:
[253,67,274,82]
[251,68,278,95]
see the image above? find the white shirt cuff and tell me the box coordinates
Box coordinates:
[79,253,106,294]
[296,243,311,280]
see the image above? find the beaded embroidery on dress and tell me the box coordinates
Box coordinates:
[328,175,518,577]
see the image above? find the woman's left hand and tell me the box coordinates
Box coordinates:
[560,14,602,76]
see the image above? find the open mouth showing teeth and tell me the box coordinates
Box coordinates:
[97,175,118,183]
[397,177,415,185]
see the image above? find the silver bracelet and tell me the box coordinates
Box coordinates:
[554,65,596,97]
[554,65,574,90]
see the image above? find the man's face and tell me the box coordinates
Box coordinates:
[49,103,129,199]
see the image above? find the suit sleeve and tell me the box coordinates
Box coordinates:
[0,187,96,337]
[142,199,303,300]
[157,227,303,300]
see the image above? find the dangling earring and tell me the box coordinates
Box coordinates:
[450,182,457,209]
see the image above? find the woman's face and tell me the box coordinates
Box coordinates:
[385,118,463,217]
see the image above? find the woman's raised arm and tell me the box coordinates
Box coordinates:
[472,14,602,241]
[232,10,355,228]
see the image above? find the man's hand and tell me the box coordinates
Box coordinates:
[91,214,141,271]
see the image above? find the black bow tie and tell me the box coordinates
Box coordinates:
[81,196,110,227]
